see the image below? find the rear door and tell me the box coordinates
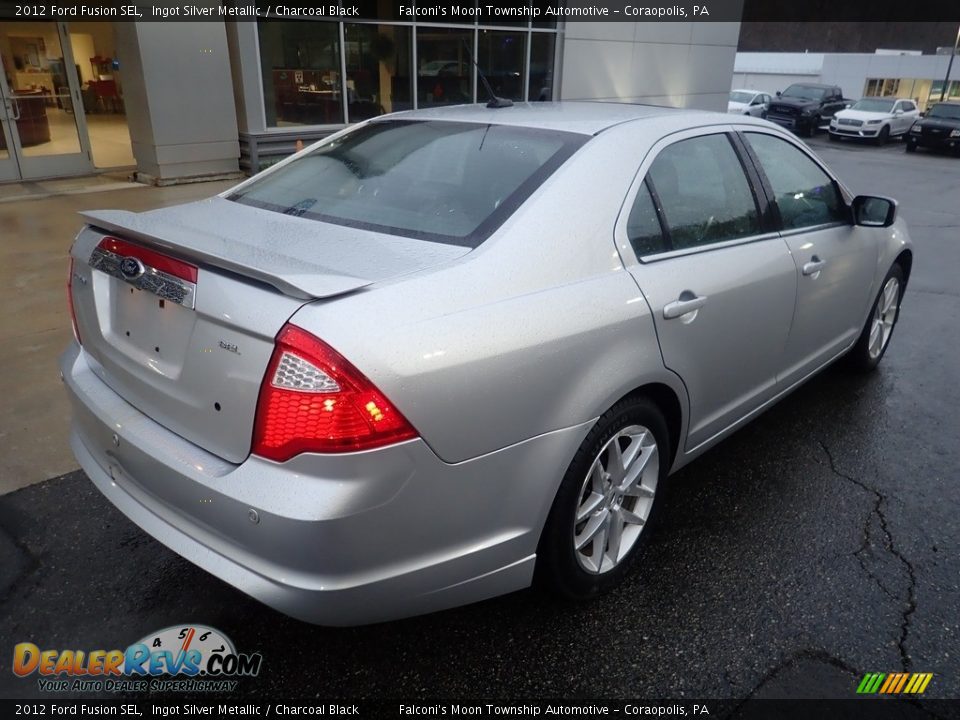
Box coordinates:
[617,128,797,451]
[738,129,878,386]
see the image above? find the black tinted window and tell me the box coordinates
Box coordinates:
[626,181,667,257]
[744,132,846,230]
[647,134,761,251]
[230,120,585,247]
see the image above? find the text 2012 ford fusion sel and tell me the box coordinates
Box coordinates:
[62,102,913,625]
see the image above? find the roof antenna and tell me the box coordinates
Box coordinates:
[463,39,513,109]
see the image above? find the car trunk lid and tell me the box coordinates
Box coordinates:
[70,199,468,463]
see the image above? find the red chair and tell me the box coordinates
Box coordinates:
[89,80,122,113]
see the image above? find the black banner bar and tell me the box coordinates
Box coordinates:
[2,1,960,22]
[1,699,959,719]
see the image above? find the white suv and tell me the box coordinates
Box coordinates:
[829,98,920,145]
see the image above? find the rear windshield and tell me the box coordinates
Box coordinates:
[229,119,586,247]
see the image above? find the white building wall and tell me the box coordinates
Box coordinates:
[731,72,819,93]
[560,21,742,112]
[820,53,960,101]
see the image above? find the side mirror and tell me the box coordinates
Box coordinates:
[776,91,782,97]
[852,195,897,228]
[845,103,852,109]
[894,109,903,116]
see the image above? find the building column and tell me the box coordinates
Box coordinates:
[114,19,240,183]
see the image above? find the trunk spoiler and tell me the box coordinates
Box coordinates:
[80,209,372,300]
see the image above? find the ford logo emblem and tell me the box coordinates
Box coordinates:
[120,257,145,279]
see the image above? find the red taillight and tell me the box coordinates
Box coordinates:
[97,236,198,283]
[252,324,418,460]
[67,256,81,345]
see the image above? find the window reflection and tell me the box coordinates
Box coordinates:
[259,20,343,127]
[478,30,525,101]
[416,28,473,107]
[345,24,411,121]
[529,33,555,101]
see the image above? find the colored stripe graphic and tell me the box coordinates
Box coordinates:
[857,672,933,694]
[893,673,909,693]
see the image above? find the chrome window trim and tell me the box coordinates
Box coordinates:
[635,231,784,264]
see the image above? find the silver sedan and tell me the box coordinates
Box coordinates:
[62,102,913,625]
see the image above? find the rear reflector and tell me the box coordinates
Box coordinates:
[252,324,418,460]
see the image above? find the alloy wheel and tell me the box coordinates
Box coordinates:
[573,425,659,574]
[868,276,900,359]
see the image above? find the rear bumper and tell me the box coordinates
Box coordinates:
[61,342,590,625]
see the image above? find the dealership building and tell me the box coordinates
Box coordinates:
[733,50,960,111]
[0,11,741,183]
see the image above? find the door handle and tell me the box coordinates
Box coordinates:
[802,256,826,276]
[8,97,20,121]
[663,293,707,320]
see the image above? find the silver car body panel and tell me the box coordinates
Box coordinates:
[63,104,913,623]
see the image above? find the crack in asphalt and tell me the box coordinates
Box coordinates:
[729,648,859,711]
[818,440,917,672]
[0,506,40,606]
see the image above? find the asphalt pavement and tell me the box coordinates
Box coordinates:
[1,133,958,703]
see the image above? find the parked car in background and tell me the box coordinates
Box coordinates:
[728,89,771,117]
[905,101,960,154]
[766,83,850,137]
[829,98,920,144]
[62,103,913,625]
[419,60,465,77]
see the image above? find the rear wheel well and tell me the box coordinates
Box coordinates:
[895,249,913,289]
[622,383,682,469]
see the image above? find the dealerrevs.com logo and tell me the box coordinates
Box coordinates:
[12,624,263,693]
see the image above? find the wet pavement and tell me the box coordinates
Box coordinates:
[0,135,958,702]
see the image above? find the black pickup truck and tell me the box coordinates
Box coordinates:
[766,83,850,137]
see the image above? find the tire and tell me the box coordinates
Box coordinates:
[847,264,905,372]
[875,125,890,146]
[804,117,819,137]
[536,396,669,599]
[905,140,916,153]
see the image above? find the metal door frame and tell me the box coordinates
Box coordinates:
[0,21,94,181]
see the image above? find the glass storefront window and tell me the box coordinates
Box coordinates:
[345,24,412,121]
[478,30,525,102]
[256,17,558,127]
[529,32,556,101]
[259,20,343,127]
[416,27,473,107]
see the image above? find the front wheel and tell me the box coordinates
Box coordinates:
[875,125,890,146]
[905,140,917,153]
[804,117,819,137]
[536,397,669,599]
[847,264,904,372]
